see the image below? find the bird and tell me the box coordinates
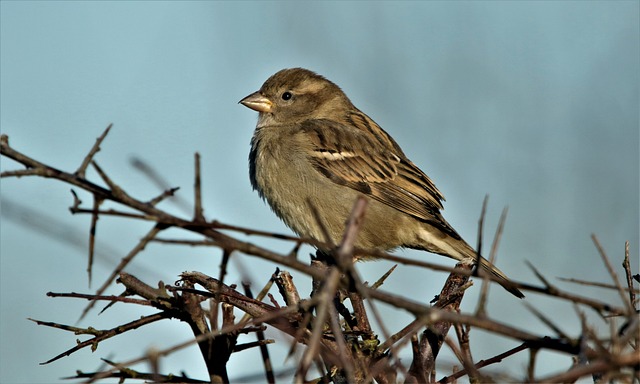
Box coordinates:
[239,68,524,298]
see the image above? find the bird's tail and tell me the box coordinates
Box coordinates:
[415,225,524,298]
[476,254,524,298]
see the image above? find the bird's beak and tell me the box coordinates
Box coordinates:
[239,92,273,113]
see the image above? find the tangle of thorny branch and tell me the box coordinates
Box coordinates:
[2,128,638,383]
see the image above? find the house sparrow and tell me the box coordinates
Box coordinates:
[240,68,524,298]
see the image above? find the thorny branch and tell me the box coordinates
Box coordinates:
[1,128,638,383]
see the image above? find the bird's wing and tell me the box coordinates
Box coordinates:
[300,115,446,223]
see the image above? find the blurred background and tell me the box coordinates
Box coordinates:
[1,2,638,383]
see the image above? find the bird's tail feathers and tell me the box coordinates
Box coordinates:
[415,227,524,298]
[476,255,525,298]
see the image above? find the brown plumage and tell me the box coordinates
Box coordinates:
[240,67,524,298]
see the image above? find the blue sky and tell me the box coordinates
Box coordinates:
[1,2,638,383]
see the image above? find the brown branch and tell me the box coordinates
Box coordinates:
[71,207,158,220]
[296,267,343,381]
[242,282,275,384]
[148,186,180,206]
[558,276,640,293]
[87,196,104,287]
[75,124,112,179]
[476,206,508,317]
[193,152,205,222]
[79,224,165,321]
[475,195,489,263]
[440,342,530,383]
[233,339,275,353]
[117,272,171,305]
[130,156,191,212]
[454,322,483,382]
[66,361,208,383]
[239,273,277,325]
[327,303,357,382]
[523,301,570,339]
[592,234,634,314]
[32,312,168,365]
[406,260,473,383]
[307,198,335,247]
[84,309,283,383]
[46,291,151,307]
[180,271,315,341]
[533,351,640,383]
[525,260,625,315]
[335,195,367,264]
[623,241,638,309]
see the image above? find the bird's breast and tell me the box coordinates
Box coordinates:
[249,127,322,235]
[248,125,413,250]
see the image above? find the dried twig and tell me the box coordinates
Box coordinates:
[193,152,205,222]
[75,124,112,178]
[79,224,164,321]
[592,234,634,314]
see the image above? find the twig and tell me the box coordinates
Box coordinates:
[75,124,112,179]
[79,224,164,321]
[327,304,357,382]
[453,323,482,382]
[525,261,625,315]
[46,291,151,306]
[85,305,297,383]
[130,156,190,212]
[296,268,342,381]
[523,301,570,339]
[148,186,180,206]
[476,206,508,317]
[193,152,205,222]
[622,241,637,309]
[335,196,367,264]
[532,351,640,383]
[87,196,104,287]
[440,342,530,383]
[66,359,208,383]
[558,276,640,293]
[307,198,334,247]
[371,264,397,289]
[475,195,489,266]
[243,282,276,384]
[92,161,127,198]
[592,234,634,314]
[273,270,300,309]
[32,312,168,365]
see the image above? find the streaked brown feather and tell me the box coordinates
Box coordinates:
[301,113,448,226]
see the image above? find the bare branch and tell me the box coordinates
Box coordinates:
[79,224,164,321]
[193,152,205,222]
[75,124,112,178]
[622,241,637,309]
[533,351,640,383]
[592,234,635,314]
[242,282,276,384]
[477,206,508,317]
[32,312,168,365]
[87,196,104,286]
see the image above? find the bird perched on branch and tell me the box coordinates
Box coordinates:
[240,68,523,298]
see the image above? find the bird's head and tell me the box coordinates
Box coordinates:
[240,68,352,127]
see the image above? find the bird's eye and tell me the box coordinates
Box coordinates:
[281,91,292,101]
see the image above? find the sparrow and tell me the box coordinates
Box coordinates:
[240,68,524,298]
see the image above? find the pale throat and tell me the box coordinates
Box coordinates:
[256,113,276,128]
